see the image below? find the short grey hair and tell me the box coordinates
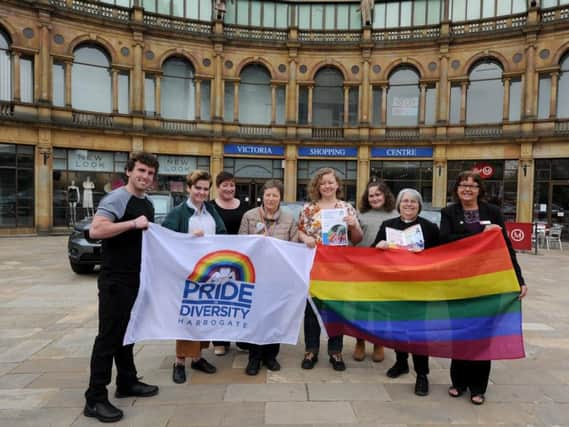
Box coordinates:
[395,188,423,214]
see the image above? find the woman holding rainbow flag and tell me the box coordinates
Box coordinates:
[373,188,440,397]
[440,171,528,405]
[298,167,363,371]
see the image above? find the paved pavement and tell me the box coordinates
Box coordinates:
[0,236,568,426]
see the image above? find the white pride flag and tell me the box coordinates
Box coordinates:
[124,223,316,345]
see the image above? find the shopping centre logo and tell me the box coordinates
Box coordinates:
[179,250,256,325]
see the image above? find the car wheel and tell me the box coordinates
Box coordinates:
[69,260,95,274]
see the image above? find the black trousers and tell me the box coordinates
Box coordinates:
[304,302,343,355]
[395,351,429,375]
[450,359,491,395]
[249,343,280,362]
[85,273,139,404]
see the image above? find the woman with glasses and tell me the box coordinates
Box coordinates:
[373,188,440,397]
[162,170,227,384]
[441,171,528,405]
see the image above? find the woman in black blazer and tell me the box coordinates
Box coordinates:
[440,171,528,405]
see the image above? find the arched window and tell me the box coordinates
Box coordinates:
[558,55,569,119]
[387,66,420,126]
[72,45,112,113]
[161,57,195,120]
[239,64,271,125]
[0,30,12,101]
[313,67,344,127]
[467,60,504,124]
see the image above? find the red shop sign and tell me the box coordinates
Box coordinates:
[472,163,494,179]
[505,222,532,251]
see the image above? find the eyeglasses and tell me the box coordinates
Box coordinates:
[458,184,480,190]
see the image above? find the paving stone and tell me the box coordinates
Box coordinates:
[225,383,306,401]
[265,401,356,424]
[353,401,478,424]
[132,384,225,405]
[308,383,390,401]
[190,367,267,384]
[167,402,265,426]
[0,388,58,410]
[0,339,53,363]
[0,373,40,389]
[0,407,81,427]
[11,357,90,374]
[26,372,88,389]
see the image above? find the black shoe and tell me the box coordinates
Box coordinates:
[414,374,429,396]
[246,359,261,375]
[386,362,410,378]
[172,363,186,384]
[115,381,159,398]
[84,401,123,423]
[190,358,217,374]
[329,354,346,371]
[264,358,281,371]
[301,352,318,369]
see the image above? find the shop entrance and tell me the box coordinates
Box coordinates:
[535,183,569,228]
[236,180,267,209]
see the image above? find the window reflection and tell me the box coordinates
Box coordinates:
[161,57,195,120]
[557,55,569,118]
[313,67,344,127]
[387,66,420,126]
[0,30,12,101]
[72,45,112,113]
[239,64,271,125]
[466,60,503,124]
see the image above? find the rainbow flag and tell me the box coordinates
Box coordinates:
[310,229,525,360]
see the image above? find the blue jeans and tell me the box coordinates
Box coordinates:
[303,301,343,355]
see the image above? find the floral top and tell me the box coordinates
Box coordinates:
[298,200,358,245]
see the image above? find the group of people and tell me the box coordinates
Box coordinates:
[83,152,528,423]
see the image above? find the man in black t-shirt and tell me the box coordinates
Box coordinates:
[84,152,160,423]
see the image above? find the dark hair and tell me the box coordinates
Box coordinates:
[307,167,343,202]
[215,171,235,187]
[262,179,284,199]
[187,170,212,187]
[452,171,486,202]
[359,180,396,213]
[126,152,159,174]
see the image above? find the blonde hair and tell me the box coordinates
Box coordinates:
[307,167,343,202]
[186,170,212,187]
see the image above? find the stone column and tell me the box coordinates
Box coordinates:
[64,61,72,107]
[39,22,51,103]
[357,146,370,203]
[155,75,161,116]
[549,72,558,119]
[233,81,239,122]
[112,69,119,113]
[517,142,535,222]
[286,57,297,123]
[284,144,297,202]
[524,43,536,119]
[432,145,447,209]
[12,53,21,101]
[210,140,224,198]
[271,84,277,124]
[213,46,224,120]
[195,79,201,120]
[503,77,511,121]
[307,85,313,124]
[132,40,143,114]
[419,83,427,125]
[438,54,449,123]
[460,81,468,123]
[361,59,370,124]
[381,85,388,124]
[343,86,349,126]
[36,129,53,233]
